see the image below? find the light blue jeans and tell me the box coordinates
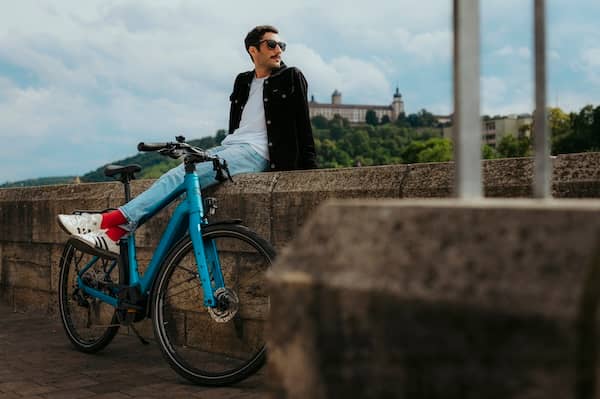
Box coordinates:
[120,143,269,228]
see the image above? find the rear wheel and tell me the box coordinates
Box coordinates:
[152,223,275,386]
[58,241,124,353]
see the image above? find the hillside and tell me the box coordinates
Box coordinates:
[0,132,226,189]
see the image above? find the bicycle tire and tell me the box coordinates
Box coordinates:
[58,241,125,353]
[151,223,275,386]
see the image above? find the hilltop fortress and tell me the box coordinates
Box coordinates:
[309,88,405,124]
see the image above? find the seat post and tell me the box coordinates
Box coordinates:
[123,179,132,203]
[103,164,141,204]
[118,173,134,203]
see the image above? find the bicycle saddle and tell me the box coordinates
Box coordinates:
[104,164,142,178]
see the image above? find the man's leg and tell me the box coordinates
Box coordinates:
[60,143,268,256]
[120,143,268,228]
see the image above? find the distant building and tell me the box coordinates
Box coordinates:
[309,88,405,124]
[442,114,533,147]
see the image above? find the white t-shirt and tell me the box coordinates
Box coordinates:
[221,75,269,160]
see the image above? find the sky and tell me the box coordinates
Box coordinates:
[0,0,599,183]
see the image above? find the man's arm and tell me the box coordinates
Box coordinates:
[228,74,241,134]
[293,69,318,169]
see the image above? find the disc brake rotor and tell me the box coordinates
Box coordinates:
[207,287,239,323]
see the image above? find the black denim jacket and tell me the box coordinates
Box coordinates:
[228,63,318,171]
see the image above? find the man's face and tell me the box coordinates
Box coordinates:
[251,32,283,71]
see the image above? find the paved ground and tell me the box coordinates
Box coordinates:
[0,303,268,398]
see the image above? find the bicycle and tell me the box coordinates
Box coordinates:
[57,136,276,386]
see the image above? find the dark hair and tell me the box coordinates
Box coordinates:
[244,25,279,61]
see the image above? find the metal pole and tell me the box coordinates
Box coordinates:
[453,0,482,199]
[533,0,551,198]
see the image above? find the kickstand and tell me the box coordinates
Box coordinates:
[128,324,150,345]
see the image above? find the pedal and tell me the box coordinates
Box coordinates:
[116,285,147,325]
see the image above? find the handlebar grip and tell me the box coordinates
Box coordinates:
[137,142,168,152]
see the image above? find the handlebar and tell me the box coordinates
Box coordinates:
[138,142,169,152]
[137,137,233,182]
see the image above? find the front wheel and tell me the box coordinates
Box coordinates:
[151,223,275,386]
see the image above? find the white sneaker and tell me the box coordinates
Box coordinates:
[70,230,120,258]
[57,213,102,235]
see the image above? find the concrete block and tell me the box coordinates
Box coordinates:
[268,199,600,399]
[402,162,453,198]
[13,287,50,313]
[554,152,600,182]
[1,243,51,291]
[0,285,13,307]
[0,190,34,242]
[204,172,279,243]
[483,157,534,197]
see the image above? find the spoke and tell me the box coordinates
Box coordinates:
[164,268,199,293]
[165,279,203,301]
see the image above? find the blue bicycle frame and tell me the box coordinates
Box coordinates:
[76,167,224,308]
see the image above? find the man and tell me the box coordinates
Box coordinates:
[57,25,317,257]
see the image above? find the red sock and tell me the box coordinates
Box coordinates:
[101,209,128,229]
[105,226,128,242]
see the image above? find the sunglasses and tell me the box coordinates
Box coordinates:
[258,39,287,52]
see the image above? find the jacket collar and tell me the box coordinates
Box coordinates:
[242,61,288,83]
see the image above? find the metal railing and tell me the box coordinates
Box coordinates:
[452,0,550,199]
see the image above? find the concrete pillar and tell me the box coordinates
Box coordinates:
[268,199,600,399]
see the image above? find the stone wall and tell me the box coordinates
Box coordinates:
[267,199,600,399]
[0,152,599,321]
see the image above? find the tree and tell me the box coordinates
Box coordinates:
[416,109,438,127]
[496,134,532,158]
[380,115,391,124]
[311,115,329,129]
[406,109,438,127]
[325,114,351,140]
[571,104,600,151]
[215,129,227,145]
[482,144,498,159]
[416,138,453,163]
[365,109,379,126]
[395,112,409,127]
[549,107,573,154]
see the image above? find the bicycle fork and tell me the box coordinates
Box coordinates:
[185,172,225,308]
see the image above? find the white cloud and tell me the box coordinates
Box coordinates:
[580,47,600,84]
[517,47,531,59]
[551,90,598,112]
[481,76,534,116]
[492,46,531,59]
[287,44,390,105]
[482,76,508,99]
[0,0,598,182]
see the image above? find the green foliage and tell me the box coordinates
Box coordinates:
[365,109,379,126]
[7,104,600,188]
[81,133,224,183]
[551,105,600,154]
[395,112,408,127]
[139,158,181,179]
[407,109,439,128]
[0,176,77,188]
[311,115,329,129]
[496,134,532,158]
[482,144,498,159]
[313,115,452,168]
[416,138,453,163]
